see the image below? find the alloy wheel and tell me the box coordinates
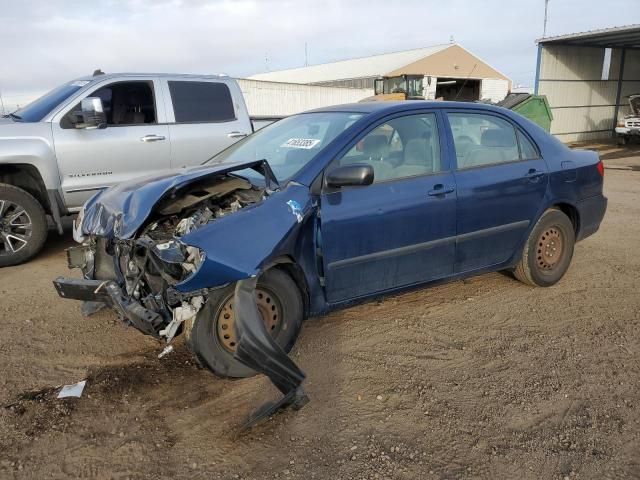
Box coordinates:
[0,199,33,256]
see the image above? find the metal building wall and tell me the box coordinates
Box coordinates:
[480,79,510,102]
[537,45,640,142]
[236,79,373,116]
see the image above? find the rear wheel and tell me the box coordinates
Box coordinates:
[514,209,575,287]
[0,184,48,268]
[189,268,304,378]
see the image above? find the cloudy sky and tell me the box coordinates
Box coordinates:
[0,0,638,109]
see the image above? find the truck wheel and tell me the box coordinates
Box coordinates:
[617,135,628,146]
[0,184,48,267]
[514,209,575,287]
[189,268,304,378]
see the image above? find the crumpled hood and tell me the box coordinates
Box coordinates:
[80,159,278,239]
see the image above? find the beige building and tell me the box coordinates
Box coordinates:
[250,43,512,103]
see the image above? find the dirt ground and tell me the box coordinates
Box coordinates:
[1,143,639,480]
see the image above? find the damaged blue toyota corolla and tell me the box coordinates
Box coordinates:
[54,101,607,420]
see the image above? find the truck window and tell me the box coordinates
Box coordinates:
[62,81,156,128]
[168,81,235,123]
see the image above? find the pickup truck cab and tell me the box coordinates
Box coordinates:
[615,94,640,145]
[0,72,276,267]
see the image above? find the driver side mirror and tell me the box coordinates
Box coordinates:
[77,97,107,130]
[325,164,374,189]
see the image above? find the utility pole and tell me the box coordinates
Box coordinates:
[265,52,270,72]
[543,0,550,37]
[0,90,5,115]
[304,42,308,67]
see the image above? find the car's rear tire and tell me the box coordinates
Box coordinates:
[188,268,304,378]
[513,209,575,287]
[0,184,48,268]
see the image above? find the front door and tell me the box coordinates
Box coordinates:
[446,111,549,272]
[320,112,457,303]
[53,78,171,208]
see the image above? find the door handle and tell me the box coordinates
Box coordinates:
[140,134,166,142]
[525,168,545,180]
[428,184,455,196]
[227,131,249,138]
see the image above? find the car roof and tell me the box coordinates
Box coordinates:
[303,100,510,116]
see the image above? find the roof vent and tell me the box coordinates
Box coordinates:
[93,69,105,76]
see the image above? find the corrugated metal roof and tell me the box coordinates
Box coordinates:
[537,24,640,48]
[249,44,452,84]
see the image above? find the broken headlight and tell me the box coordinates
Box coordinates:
[152,240,206,281]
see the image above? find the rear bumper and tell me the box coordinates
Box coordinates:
[576,194,607,241]
[53,277,164,336]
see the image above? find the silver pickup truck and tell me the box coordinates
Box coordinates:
[0,72,279,267]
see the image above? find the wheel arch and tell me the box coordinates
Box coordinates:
[550,202,580,236]
[0,164,49,214]
[262,255,311,319]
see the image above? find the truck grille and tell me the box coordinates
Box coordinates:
[626,120,640,128]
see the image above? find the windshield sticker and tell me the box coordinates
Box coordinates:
[70,81,90,87]
[286,200,304,223]
[281,138,321,149]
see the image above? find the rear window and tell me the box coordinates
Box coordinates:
[168,81,235,123]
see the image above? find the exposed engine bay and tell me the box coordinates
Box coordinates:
[67,174,266,343]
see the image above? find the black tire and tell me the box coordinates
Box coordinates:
[0,184,48,268]
[189,268,304,378]
[514,209,575,287]
[617,135,628,146]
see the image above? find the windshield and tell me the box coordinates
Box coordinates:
[209,112,364,182]
[11,80,91,122]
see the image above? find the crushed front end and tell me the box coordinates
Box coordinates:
[54,173,264,347]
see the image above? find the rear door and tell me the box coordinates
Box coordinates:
[161,78,253,168]
[446,111,548,272]
[53,77,171,208]
[320,111,457,303]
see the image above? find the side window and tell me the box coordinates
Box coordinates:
[449,113,519,169]
[62,81,156,128]
[168,81,235,123]
[517,130,539,159]
[340,113,441,183]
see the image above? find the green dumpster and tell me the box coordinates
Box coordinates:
[498,93,553,132]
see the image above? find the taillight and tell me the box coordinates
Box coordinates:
[596,160,604,177]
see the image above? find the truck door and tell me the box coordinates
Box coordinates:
[52,77,171,208]
[161,78,253,168]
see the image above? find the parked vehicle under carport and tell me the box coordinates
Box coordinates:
[53,101,607,424]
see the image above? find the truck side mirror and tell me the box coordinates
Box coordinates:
[79,97,107,130]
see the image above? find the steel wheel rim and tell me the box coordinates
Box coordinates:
[0,200,33,256]
[215,288,282,353]
[537,226,564,271]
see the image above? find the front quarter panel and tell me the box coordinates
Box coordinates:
[175,184,313,292]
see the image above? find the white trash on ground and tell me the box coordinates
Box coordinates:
[57,380,87,398]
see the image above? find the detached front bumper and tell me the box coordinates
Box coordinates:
[53,277,165,336]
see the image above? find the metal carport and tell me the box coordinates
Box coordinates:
[534,24,640,142]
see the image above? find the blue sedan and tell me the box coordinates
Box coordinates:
[55,101,607,415]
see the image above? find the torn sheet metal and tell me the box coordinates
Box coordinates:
[233,277,309,428]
